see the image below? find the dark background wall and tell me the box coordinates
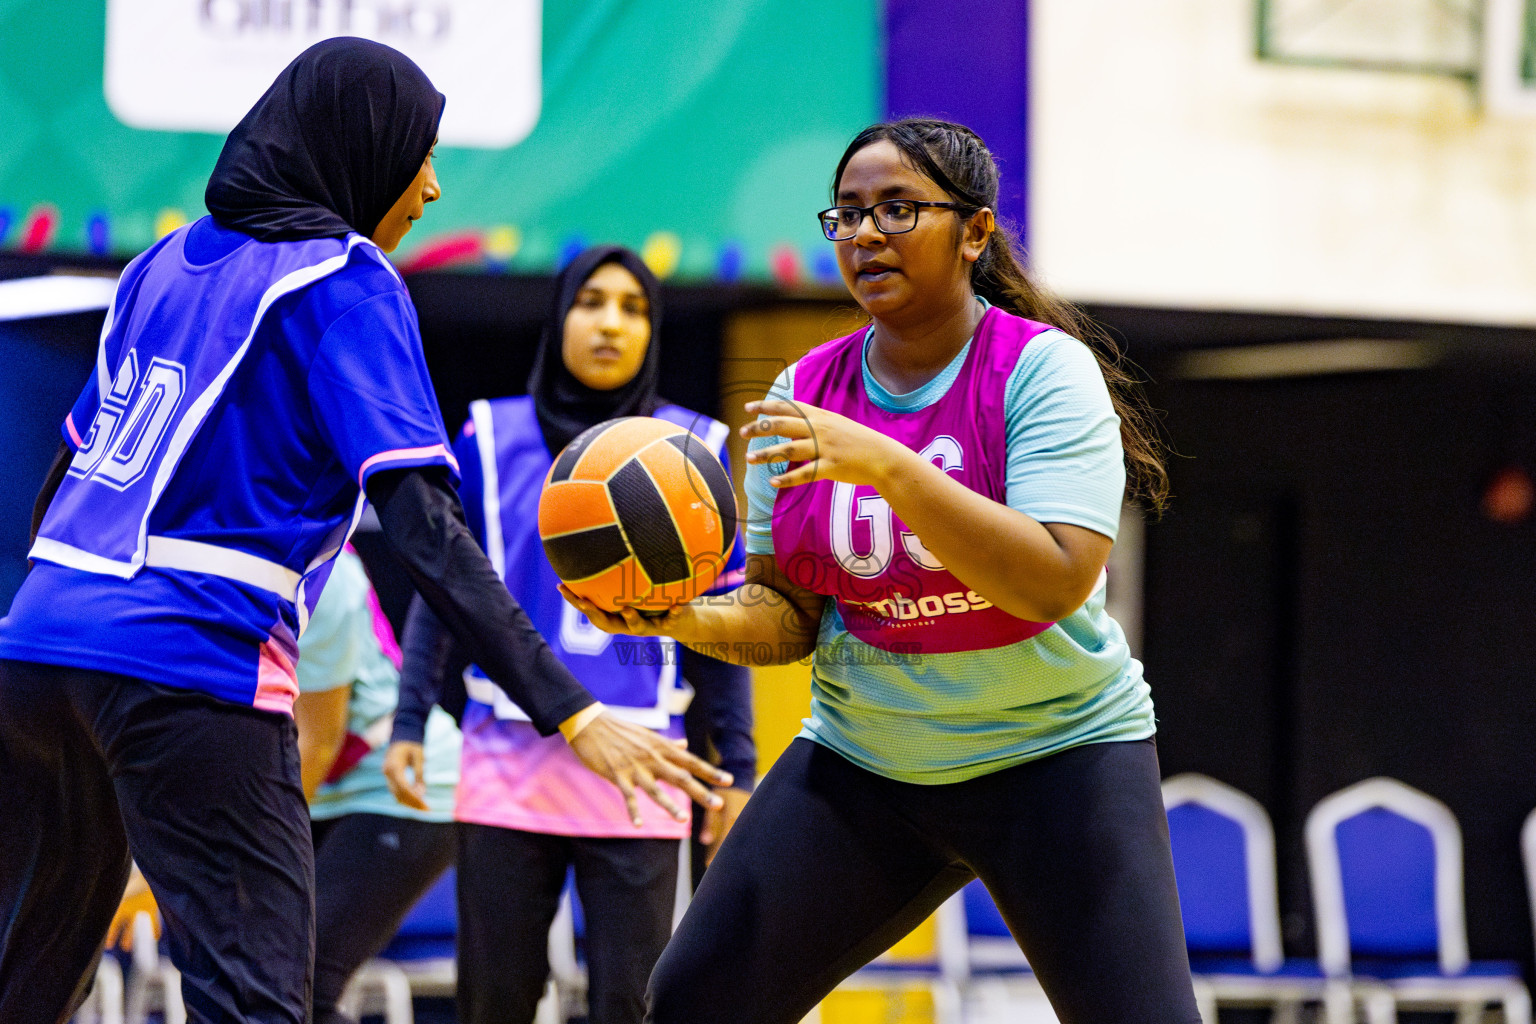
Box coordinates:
[1141,362,1536,969]
[403,274,774,438]
[0,312,103,604]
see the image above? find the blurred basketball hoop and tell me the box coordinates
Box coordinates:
[1256,0,1481,77]
[1258,0,1536,116]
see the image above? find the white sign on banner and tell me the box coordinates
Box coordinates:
[104,0,541,149]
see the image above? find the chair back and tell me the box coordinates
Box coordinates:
[1519,808,1536,956]
[1163,773,1284,973]
[1305,777,1467,976]
[931,879,1030,979]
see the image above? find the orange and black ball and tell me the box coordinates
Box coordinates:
[539,417,737,612]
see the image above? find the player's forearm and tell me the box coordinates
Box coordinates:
[876,454,1105,622]
[392,595,451,745]
[367,467,596,735]
[297,733,343,801]
[293,688,349,801]
[674,585,819,666]
[681,648,756,788]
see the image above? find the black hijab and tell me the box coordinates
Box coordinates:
[528,246,665,455]
[205,37,445,242]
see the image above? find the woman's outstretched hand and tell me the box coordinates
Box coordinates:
[557,584,697,641]
[554,586,734,824]
[566,712,731,827]
[742,397,913,490]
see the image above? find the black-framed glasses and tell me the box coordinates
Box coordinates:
[817,200,978,241]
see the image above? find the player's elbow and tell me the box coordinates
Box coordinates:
[998,571,1102,624]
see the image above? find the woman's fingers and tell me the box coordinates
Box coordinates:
[651,735,733,788]
[652,760,722,810]
[557,584,675,636]
[383,742,431,811]
[745,398,802,419]
[633,765,685,822]
[570,714,734,827]
[626,729,728,807]
[740,414,812,441]
[746,438,818,465]
[770,461,821,488]
[740,398,816,440]
[616,605,651,632]
[613,769,642,827]
[556,585,631,633]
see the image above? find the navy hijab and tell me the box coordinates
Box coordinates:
[527,246,665,455]
[205,37,445,242]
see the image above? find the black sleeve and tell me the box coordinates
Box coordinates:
[394,595,472,742]
[394,595,448,742]
[367,466,594,736]
[681,647,757,789]
[29,440,71,546]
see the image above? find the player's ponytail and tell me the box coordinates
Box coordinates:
[833,119,1170,514]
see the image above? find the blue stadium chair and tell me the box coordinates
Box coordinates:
[380,866,459,965]
[1306,777,1529,1024]
[945,879,1032,977]
[1521,808,1536,975]
[1163,773,1342,1024]
[931,879,1057,1023]
[349,865,568,1024]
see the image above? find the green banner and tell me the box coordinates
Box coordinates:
[0,0,878,281]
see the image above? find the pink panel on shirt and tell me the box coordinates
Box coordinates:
[64,414,84,448]
[344,542,404,670]
[366,589,403,670]
[455,715,691,839]
[255,638,300,715]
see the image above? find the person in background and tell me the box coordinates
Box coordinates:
[386,245,753,1024]
[295,547,461,1024]
[683,667,754,886]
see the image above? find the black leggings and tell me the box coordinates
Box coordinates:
[310,813,456,1024]
[648,737,1200,1024]
[456,823,679,1024]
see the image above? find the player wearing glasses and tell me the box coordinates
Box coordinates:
[561,118,1199,1024]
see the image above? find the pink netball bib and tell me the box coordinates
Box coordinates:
[771,306,1057,655]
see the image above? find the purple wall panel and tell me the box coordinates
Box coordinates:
[883,0,1030,243]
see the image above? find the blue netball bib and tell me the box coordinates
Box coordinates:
[33,226,372,592]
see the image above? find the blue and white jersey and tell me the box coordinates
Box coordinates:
[455,396,743,729]
[0,217,457,713]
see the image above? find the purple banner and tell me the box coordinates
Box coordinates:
[884,0,1030,244]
